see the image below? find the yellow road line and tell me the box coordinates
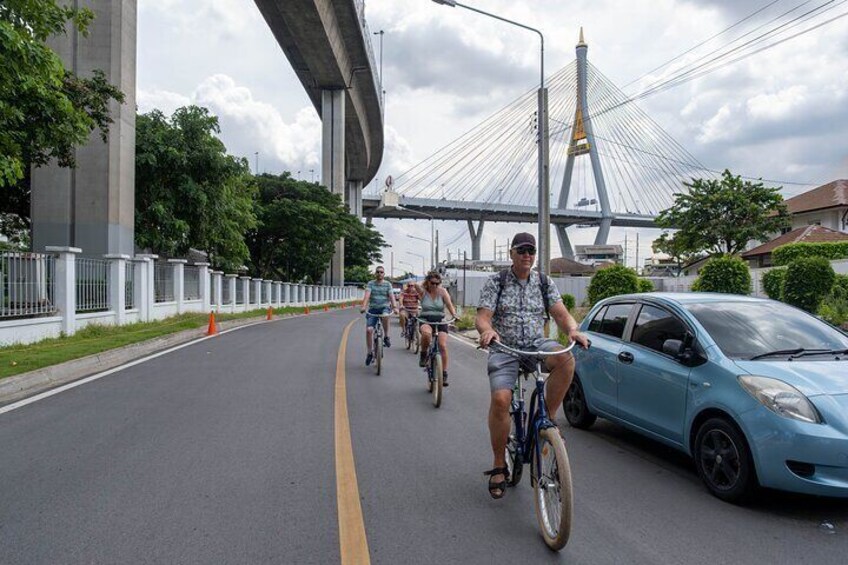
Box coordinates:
[335,320,371,565]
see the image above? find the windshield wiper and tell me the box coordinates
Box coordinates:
[793,348,848,358]
[749,348,808,360]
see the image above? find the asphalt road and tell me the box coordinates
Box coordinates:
[1,309,847,564]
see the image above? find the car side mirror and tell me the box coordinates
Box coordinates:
[663,339,684,357]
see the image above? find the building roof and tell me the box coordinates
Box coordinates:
[550,257,596,275]
[783,179,848,215]
[741,225,848,258]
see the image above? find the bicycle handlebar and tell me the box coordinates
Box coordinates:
[484,340,576,357]
[417,317,456,326]
[364,311,393,318]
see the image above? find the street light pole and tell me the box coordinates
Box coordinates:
[431,0,549,279]
[407,251,426,277]
[399,206,435,270]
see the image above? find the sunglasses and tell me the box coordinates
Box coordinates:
[376,271,385,275]
[515,246,536,256]
[429,279,441,284]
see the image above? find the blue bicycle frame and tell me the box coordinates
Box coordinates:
[510,365,555,480]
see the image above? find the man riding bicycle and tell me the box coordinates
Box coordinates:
[360,266,398,366]
[475,233,590,499]
[416,271,458,385]
[399,281,421,338]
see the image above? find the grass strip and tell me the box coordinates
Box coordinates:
[0,303,357,380]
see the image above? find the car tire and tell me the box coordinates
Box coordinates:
[564,377,597,429]
[693,417,757,503]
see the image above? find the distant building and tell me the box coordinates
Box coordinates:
[574,244,623,266]
[643,254,679,277]
[550,256,596,276]
[782,179,848,233]
[741,225,848,268]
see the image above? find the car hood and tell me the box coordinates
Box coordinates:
[733,360,848,396]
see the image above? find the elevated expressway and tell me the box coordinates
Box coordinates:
[255,0,384,283]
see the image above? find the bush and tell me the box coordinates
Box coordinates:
[762,267,787,300]
[587,264,639,305]
[637,278,654,293]
[561,293,576,310]
[454,308,475,331]
[818,296,848,327]
[783,257,836,312]
[693,255,751,295]
[772,242,848,266]
[831,274,848,301]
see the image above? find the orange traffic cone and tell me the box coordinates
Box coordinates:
[207,311,218,336]
[266,306,273,320]
[324,304,329,312]
[304,306,310,315]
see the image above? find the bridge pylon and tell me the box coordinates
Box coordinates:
[556,29,614,259]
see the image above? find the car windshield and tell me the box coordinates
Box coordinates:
[684,301,848,360]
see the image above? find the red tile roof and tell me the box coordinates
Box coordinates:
[741,225,848,258]
[550,256,596,275]
[783,179,848,214]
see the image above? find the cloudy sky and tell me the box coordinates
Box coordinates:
[137,0,848,273]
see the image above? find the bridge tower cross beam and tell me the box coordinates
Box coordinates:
[556,28,614,257]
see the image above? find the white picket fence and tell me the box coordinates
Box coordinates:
[0,247,362,346]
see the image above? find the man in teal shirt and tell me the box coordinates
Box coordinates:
[360,266,397,366]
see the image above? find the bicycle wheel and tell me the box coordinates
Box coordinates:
[431,353,443,408]
[375,336,383,376]
[426,353,434,393]
[533,427,573,551]
[505,423,523,487]
[413,325,421,354]
[405,323,412,350]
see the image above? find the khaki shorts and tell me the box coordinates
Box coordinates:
[487,338,563,392]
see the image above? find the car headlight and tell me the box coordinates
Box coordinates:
[738,376,821,424]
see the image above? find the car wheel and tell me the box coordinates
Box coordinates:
[564,377,597,429]
[693,417,757,503]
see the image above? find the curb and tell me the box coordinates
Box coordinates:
[0,307,354,407]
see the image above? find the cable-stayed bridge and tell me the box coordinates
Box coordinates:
[364,31,718,259]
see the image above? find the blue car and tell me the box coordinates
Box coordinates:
[566,292,848,502]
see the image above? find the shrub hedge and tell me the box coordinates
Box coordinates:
[693,255,751,295]
[561,293,576,310]
[772,242,848,266]
[587,264,639,305]
[762,267,787,300]
[783,256,835,312]
[830,274,848,301]
[637,278,654,293]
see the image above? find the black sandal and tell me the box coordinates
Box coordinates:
[484,467,510,499]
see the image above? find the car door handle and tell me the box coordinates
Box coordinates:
[618,351,634,364]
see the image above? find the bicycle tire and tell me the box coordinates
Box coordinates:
[413,327,420,354]
[376,336,383,376]
[426,355,434,393]
[533,427,573,551]
[432,353,443,408]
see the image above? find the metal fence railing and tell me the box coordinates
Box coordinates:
[236,281,245,305]
[222,278,231,304]
[125,262,135,310]
[76,258,110,313]
[1,252,56,319]
[154,263,175,303]
[184,266,201,300]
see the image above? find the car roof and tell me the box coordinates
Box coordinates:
[601,292,772,307]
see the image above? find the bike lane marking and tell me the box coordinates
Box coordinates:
[335,319,371,565]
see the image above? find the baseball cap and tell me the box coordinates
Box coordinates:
[510,232,536,249]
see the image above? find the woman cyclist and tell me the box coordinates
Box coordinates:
[399,281,421,339]
[418,271,458,385]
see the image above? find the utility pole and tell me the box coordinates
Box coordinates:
[624,232,628,268]
[435,230,440,266]
[462,251,467,309]
[391,251,394,278]
[254,152,259,175]
[635,233,640,274]
[493,238,497,261]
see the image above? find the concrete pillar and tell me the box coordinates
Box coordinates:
[273,282,281,306]
[264,280,272,306]
[132,257,149,321]
[322,89,345,286]
[283,283,291,305]
[226,274,238,313]
[347,180,363,218]
[46,246,81,336]
[105,254,129,324]
[556,225,576,260]
[197,262,210,312]
[253,278,263,306]
[169,259,186,312]
[467,220,485,261]
[240,276,251,308]
[32,1,137,257]
[213,271,223,312]
[136,253,157,320]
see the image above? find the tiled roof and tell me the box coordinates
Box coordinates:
[550,257,596,275]
[783,179,848,214]
[741,225,848,258]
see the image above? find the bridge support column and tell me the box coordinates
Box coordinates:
[594,218,613,246]
[467,220,485,261]
[347,180,363,218]
[32,0,137,258]
[322,89,346,286]
[555,226,575,259]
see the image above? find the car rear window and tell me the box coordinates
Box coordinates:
[598,304,632,339]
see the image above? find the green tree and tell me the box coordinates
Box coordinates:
[0,1,124,241]
[657,170,789,255]
[587,264,639,305]
[345,265,372,284]
[652,231,699,272]
[135,106,256,271]
[692,255,751,295]
[345,219,388,268]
